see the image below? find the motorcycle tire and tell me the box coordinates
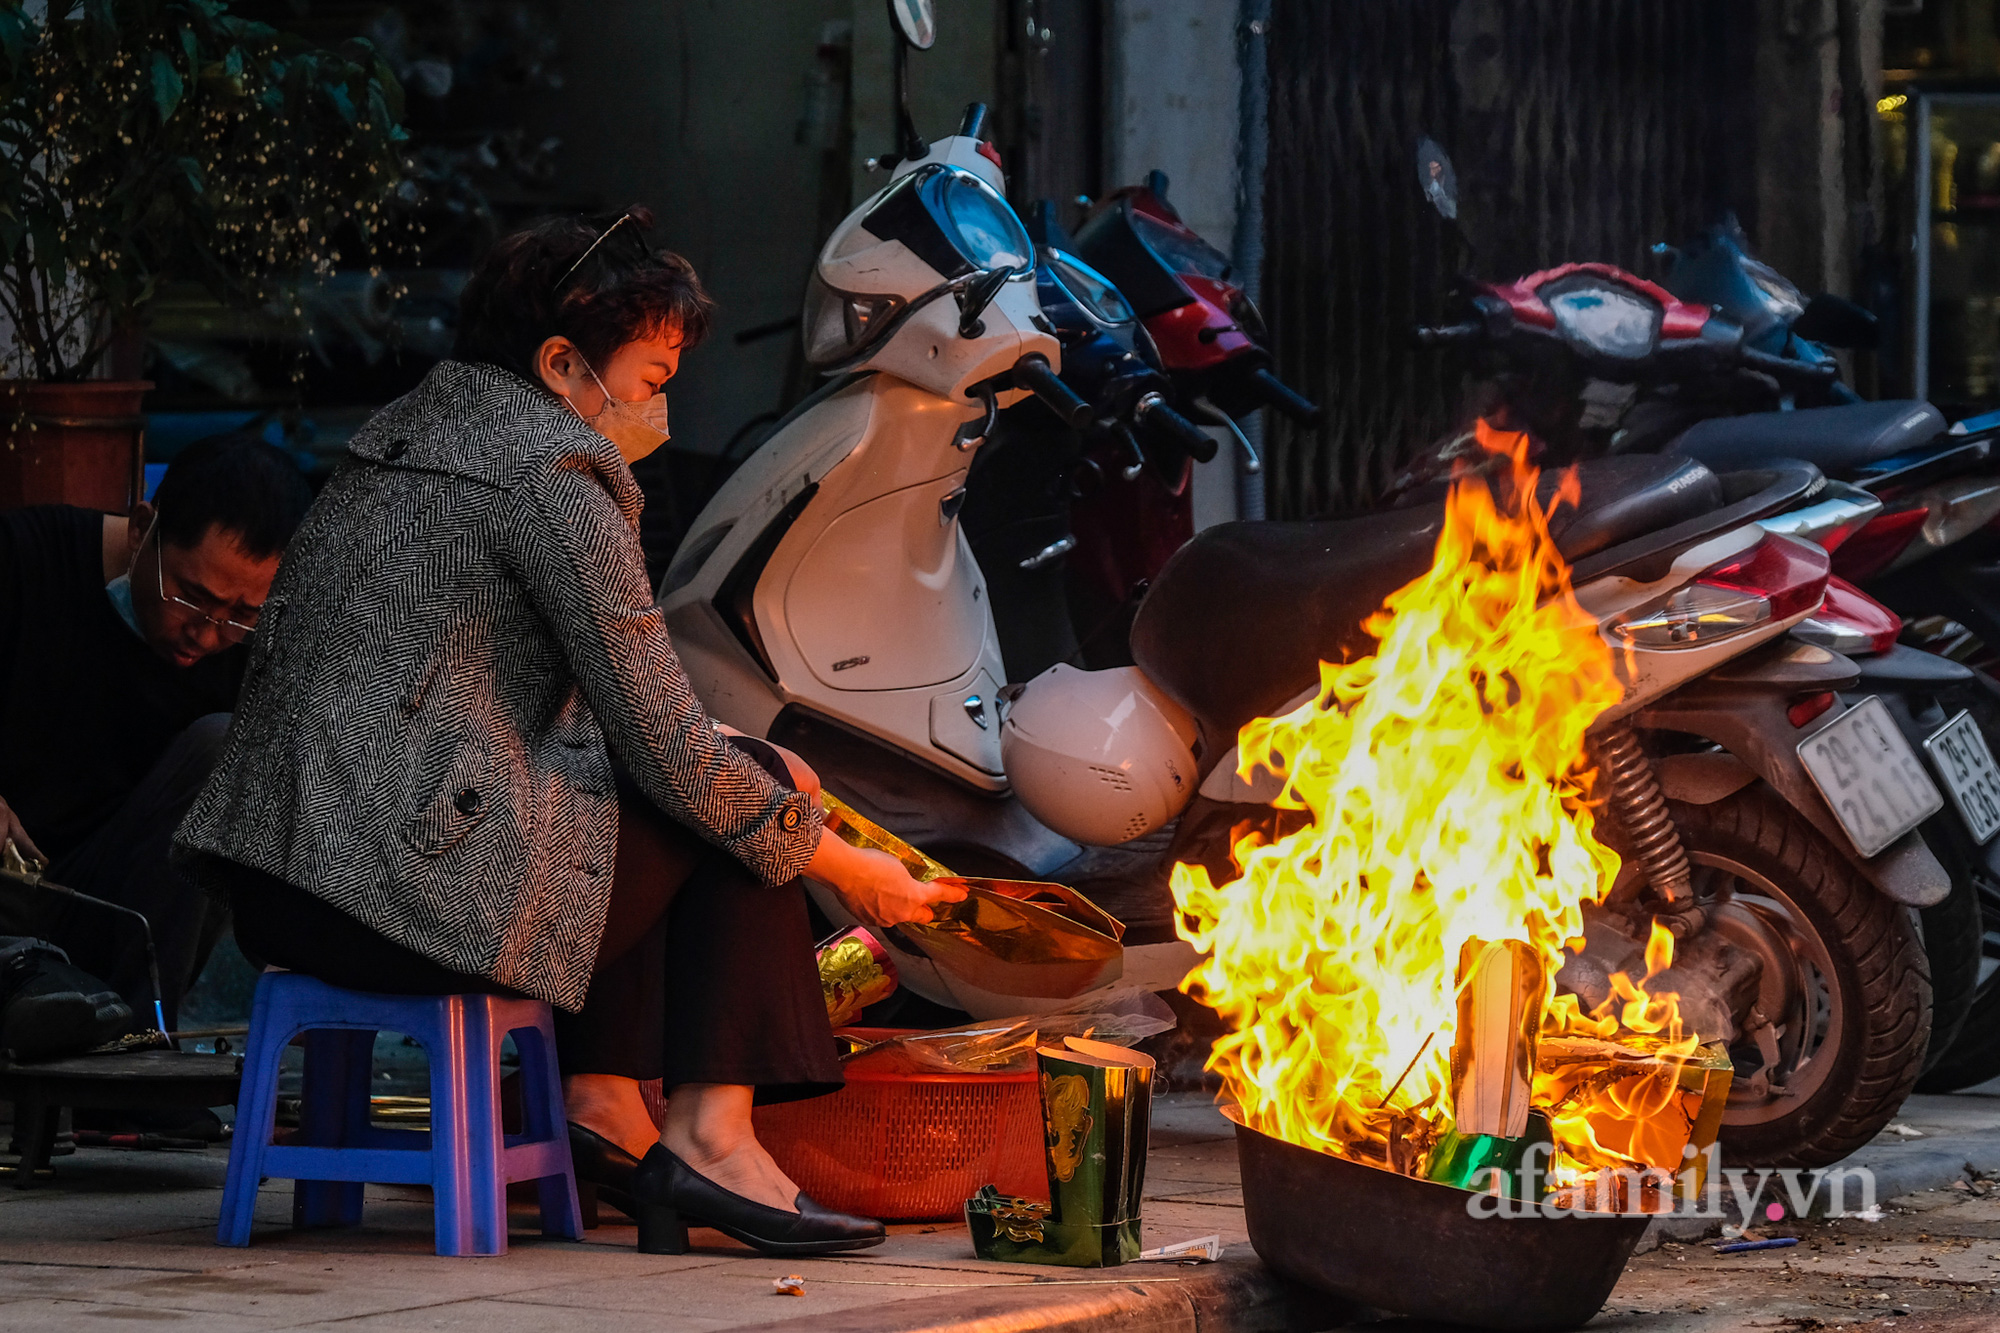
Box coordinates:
[1668,786,1930,1169]
[1917,858,1985,1078]
[1912,878,2000,1094]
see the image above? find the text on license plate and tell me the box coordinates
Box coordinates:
[1796,695,1945,858]
[1923,710,2000,845]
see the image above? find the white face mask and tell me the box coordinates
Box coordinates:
[564,355,670,460]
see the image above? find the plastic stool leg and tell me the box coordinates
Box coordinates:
[509,1017,583,1240]
[462,1000,512,1255]
[295,1029,374,1228]
[424,996,498,1256]
[218,975,295,1247]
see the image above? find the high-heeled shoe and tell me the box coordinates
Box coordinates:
[567,1122,643,1226]
[628,1143,886,1256]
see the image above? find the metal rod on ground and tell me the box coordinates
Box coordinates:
[22,878,169,1041]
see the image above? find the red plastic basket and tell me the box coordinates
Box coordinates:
[750,1028,1050,1221]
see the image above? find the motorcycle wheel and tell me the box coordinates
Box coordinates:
[1668,786,1930,1169]
[1918,858,1985,1078]
[1912,877,2000,1094]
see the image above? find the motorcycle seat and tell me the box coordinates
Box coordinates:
[1131,454,1724,750]
[1667,400,1944,475]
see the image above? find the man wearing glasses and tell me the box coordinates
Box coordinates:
[0,432,310,1059]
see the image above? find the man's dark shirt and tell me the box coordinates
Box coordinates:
[0,506,244,864]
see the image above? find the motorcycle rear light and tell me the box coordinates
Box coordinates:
[1790,575,1902,656]
[1829,506,1928,581]
[1904,478,2000,565]
[1694,533,1830,622]
[1613,583,1772,650]
[1788,692,1838,728]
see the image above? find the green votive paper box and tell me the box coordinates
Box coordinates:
[965,1036,1155,1267]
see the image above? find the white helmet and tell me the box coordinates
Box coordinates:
[1001,664,1200,846]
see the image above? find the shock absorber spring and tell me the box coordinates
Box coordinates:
[1595,720,1694,909]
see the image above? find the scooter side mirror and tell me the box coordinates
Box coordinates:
[1416,135,1458,221]
[957,265,1021,339]
[1792,292,1880,351]
[889,0,936,50]
[881,0,935,170]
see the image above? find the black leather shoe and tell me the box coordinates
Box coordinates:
[0,937,133,1061]
[629,1144,886,1256]
[567,1123,642,1226]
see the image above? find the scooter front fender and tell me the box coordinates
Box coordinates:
[1638,640,1951,907]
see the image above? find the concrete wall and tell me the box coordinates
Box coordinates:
[544,0,1002,465]
[1106,0,1244,529]
[849,0,1000,198]
[1753,0,1887,300]
[547,0,852,459]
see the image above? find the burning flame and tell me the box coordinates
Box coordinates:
[1173,424,1699,1196]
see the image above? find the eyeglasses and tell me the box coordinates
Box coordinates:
[148,514,260,639]
[553,212,650,295]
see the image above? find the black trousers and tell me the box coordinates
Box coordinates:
[0,714,233,1032]
[228,739,841,1104]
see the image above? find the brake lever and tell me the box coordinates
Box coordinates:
[1115,424,1148,481]
[952,386,999,451]
[1192,396,1261,474]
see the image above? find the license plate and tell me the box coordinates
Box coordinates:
[1924,710,2000,845]
[1796,695,1945,857]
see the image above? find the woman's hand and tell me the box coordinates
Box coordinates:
[0,793,43,868]
[805,832,967,929]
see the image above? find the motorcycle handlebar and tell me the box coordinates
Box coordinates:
[1012,354,1096,430]
[1135,393,1219,463]
[1738,345,1840,385]
[1413,321,1483,348]
[1249,367,1325,426]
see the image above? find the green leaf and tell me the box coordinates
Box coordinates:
[0,6,27,69]
[150,50,184,122]
[323,79,355,125]
[372,56,405,122]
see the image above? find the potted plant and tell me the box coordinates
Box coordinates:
[0,0,406,510]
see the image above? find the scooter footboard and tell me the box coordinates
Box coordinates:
[1636,654,1951,907]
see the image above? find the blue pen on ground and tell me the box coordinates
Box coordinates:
[1714,1237,1800,1254]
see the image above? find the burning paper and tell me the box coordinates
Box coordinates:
[1172,424,1711,1206]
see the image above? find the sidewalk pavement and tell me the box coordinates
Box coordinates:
[8,1087,2000,1332]
[0,1092,1347,1333]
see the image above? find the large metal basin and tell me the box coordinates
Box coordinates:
[1231,1109,1649,1330]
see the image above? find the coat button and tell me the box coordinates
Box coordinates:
[454,788,482,815]
[385,439,409,460]
[782,806,801,830]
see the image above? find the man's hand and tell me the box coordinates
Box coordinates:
[805,834,967,929]
[0,793,44,867]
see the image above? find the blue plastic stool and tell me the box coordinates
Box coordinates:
[218,971,583,1255]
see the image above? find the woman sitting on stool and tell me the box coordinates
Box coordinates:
[174,208,964,1256]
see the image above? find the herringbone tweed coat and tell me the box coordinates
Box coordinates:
[174,360,821,1011]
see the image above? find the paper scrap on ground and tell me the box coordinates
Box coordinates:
[1136,1235,1222,1263]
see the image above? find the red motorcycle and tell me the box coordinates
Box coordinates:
[1058,173,1321,665]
